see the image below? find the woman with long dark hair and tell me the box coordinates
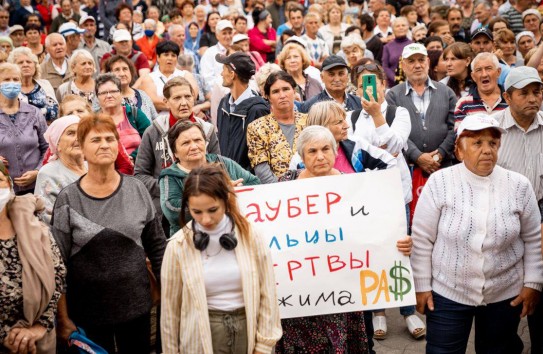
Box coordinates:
[441,42,475,98]
[161,164,282,353]
[198,11,220,56]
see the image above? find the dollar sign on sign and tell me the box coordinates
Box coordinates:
[389,261,412,301]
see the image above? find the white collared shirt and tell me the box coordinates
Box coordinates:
[52,59,68,76]
[200,43,228,89]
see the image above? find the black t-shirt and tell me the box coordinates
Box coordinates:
[199,31,218,48]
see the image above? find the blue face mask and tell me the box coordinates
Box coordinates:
[144,29,155,37]
[0,82,21,99]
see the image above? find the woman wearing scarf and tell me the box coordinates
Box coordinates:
[35,115,86,225]
[0,161,66,354]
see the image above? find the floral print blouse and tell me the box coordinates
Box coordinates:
[0,235,66,346]
[246,111,307,178]
[22,82,59,123]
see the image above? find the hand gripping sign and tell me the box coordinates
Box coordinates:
[236,168,416,319]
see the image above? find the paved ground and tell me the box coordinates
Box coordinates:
[373,309,531,354]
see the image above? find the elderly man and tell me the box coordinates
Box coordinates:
[471,0,493,33]
[59,22,85,58]
[302,12,329,69]
[40,33,69,92]
[454,52,508,128]
[167,24,200,74]
[100,29,150,77]
[79,16,111,75]
[470,27,510,86]
[0,9,9,37]
[386,43,457,175]
[200,19,233,89]
[51,0,81,34]
[492,65,543,354]
[300,55,361,113]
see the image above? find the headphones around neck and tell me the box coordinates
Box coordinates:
[192,215,238,251]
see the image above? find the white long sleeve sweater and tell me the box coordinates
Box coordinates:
[411,163,543,306]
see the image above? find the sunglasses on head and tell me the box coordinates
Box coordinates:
[355,63,380,74]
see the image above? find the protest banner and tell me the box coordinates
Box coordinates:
[236,168,416,319]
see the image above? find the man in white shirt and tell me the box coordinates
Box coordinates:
[0,9,9,37]
[149,40,198,114]
[204,0,229,16]
[200,19,233,89]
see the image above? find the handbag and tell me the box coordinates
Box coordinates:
[68,328,108,354]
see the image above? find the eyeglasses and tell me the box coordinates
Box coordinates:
[97,89,121,97]
[354,63,381,74]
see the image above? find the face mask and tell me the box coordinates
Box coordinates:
[144,29,155,37]
[0,82,21,99]
[0,188,12,212]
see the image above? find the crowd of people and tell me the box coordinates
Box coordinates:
[1,0,543,353]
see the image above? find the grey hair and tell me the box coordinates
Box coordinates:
[341,33,366,51]
[392,16,409,27]
[44,33,65,48]
[95,73,121,95]
[297,125,338,160]
[144,18,156,28]
[307,101,346,127]
[68,49,96,75]
[168,24,184,36]
[470,52,499,71]
[474,0,492,9]
[8,46,41,80]
[254,62,282,94]
[178,54,194,70]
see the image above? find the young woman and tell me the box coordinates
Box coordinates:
[161,164,282,353]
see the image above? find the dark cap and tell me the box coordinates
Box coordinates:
[471,27,493,41]
[321,55,350,72]
[215,52,256,80]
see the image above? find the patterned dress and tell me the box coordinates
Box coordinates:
[275,171,370,354]
[22,82,59,123]
[0,235,66,347]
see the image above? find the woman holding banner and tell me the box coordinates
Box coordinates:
[277,126,413,353]
[160,164,282,354]
[411,114,543,353]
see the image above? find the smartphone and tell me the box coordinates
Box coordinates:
[362,74,378,101]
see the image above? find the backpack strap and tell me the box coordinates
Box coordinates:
[350,109,363,132]
[385,104,397,126]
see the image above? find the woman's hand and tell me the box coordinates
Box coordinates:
[416,291,434,315]
[511,287,541,317]
[230,178,243,187]
[361,90,383,119]
[4,324,46,354]
[13,170,38,187]
[0,156,8,167]
[396,236,412,256]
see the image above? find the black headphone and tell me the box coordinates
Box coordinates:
[192,216,238,251]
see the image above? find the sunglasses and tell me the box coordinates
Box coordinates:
[354,63,381,74]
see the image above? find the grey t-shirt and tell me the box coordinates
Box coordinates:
[278,122,296,148]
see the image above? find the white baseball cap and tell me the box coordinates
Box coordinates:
[232,33,249,44]
[59,22,85,37]
[456,114,506,140]
[113,29,132,42]
[216,19,233,32]
[401,43,428,59]
[79,15,96,25]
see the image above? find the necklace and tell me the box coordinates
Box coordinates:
[204,247,222,259]
[201,218,229,260]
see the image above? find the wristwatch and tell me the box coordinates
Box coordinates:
[432,154,440,162]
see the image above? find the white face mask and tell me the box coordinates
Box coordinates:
[0,188,12,212]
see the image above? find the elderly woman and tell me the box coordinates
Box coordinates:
[516,31,536,61]
[51,113,166,354]
[96,74,150,159]
[247,71,307,183]
[318,4,348,54]
[0,162,66,354]
[277,126,412,353]
[57,49,96,104]
[161,164,281,353]
[248,8,277,63]
[35,115,85,224]
[412,114,543,353]
[440,42,475,99]
[159,120,259,236]
[104,55,158,122]
[277,43,322,101]
[382,17,413,88]
[0,63,47,195]
[58,94,134,175]
[341,34,367,69]
[136,19,160,69]
[0,37,13,56]
[9,47,58,123]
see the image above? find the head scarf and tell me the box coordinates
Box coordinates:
[258,9,270,22]
[43,115,81,161]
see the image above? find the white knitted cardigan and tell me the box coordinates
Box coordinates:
[411,163,543,306]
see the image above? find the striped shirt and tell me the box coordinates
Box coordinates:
[503,7,525,34]
[493,109,543,201]
[160,223,282,354]
[454,86,509,131]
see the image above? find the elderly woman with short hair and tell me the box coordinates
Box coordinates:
[51,113,166,353]
[277,43,322,101]
[57,49,97,104]
[0,62,47,195]
[341,34,367,69]
[382,17,413,87]
[9,47,58,123]
[412,114,543,353]
[96,73,150,160]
